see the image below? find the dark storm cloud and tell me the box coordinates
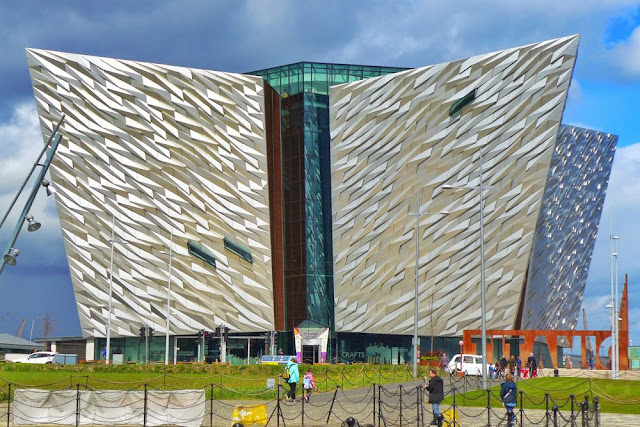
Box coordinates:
[0,0,362,120]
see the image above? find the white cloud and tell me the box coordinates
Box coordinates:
[584,141,640,346]
[0,102,64,259]
[606,25,640,78]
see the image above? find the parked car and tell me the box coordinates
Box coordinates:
[447,354,488,376]
[14,351,57,364]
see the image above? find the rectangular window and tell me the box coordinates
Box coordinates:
[187,240,216,268]
[224,238,253,263]
[449,88,477,117]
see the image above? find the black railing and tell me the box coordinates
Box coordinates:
[0,373,607,426]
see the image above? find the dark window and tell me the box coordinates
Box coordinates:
[187,240,216,268]
[449,88,477,117]
[223,238,253,263]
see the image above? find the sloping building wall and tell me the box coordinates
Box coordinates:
[520,125,617,331]
[27,49,278,338]
[330,36,580,336]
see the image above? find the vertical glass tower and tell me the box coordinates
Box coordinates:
[249,63,407,331]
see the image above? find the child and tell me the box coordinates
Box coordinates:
[302,368,316,402]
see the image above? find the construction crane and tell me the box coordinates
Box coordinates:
[16,319,25,338]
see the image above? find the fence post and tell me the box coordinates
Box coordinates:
[76,384,81,427]
[373,385,376,427]
[519,389,524,427]
[301,389,305,427]
[143,383,148,427]
[487,388,491,427]
[326,386,339,424]
[210,384,214,427]
[7,382,11,427]
[570,393,575,427]
[399,385,403,427]
[341,367,345,389]
[545,392,550,427]
[553,404,558,427]
[452,387,457,427]
[581,401,587,427]
[277,384,282,427]
[593,397,599,427]
[325,369,328,393]
[416,385,420,427]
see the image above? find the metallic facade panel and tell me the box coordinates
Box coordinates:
[521,125,617,331]
[27,49,276,338]
[330,36,580,336]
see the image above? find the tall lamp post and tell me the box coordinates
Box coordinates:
[409,191,449,378]
[161,229,174,366]
[105,215,129,364]
[610,234,620,378]
[442,150,491,389]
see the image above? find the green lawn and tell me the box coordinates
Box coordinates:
[444,377,640,414]
[0,362,416,400]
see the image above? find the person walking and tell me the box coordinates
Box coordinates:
[440,352,449,372]
[424,369,444,426]
[527,352,538,378]
[302,368,316,402]
[508,355,515,376]
[515,355,522,379]
[501,373,518,426]
[285,356,300,401]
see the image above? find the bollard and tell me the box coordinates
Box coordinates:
[593,397,600,427]
[581,401,588,427]
[553,404,558,427]
[452,387,457,427]
[519,389,524,427]
[301,389,305,427]
[570,394,575,427]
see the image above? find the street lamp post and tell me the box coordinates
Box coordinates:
[442,150,490,389]
[163,229,174,366]
[409,191,448,379]
[105,215,128,365]
[609,232,619,379]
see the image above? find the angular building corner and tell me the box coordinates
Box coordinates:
[520,125,618,331]
[26,49,281,338]
[330,35,581,336]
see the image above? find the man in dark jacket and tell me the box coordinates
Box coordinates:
[424,369,444,426]
[500,373,517,426]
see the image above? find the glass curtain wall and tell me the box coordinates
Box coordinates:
[250,63,407,336]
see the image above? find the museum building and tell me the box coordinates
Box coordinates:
[26,34,617,365]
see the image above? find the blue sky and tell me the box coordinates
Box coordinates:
[0,1,638,350]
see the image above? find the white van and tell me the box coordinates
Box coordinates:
[447,354,487,376]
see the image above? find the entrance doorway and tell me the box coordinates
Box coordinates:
[302,345,318,364]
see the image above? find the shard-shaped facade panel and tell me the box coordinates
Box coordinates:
[521,125,617,331]
[27,49,277,338]
[330,36,579,336]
